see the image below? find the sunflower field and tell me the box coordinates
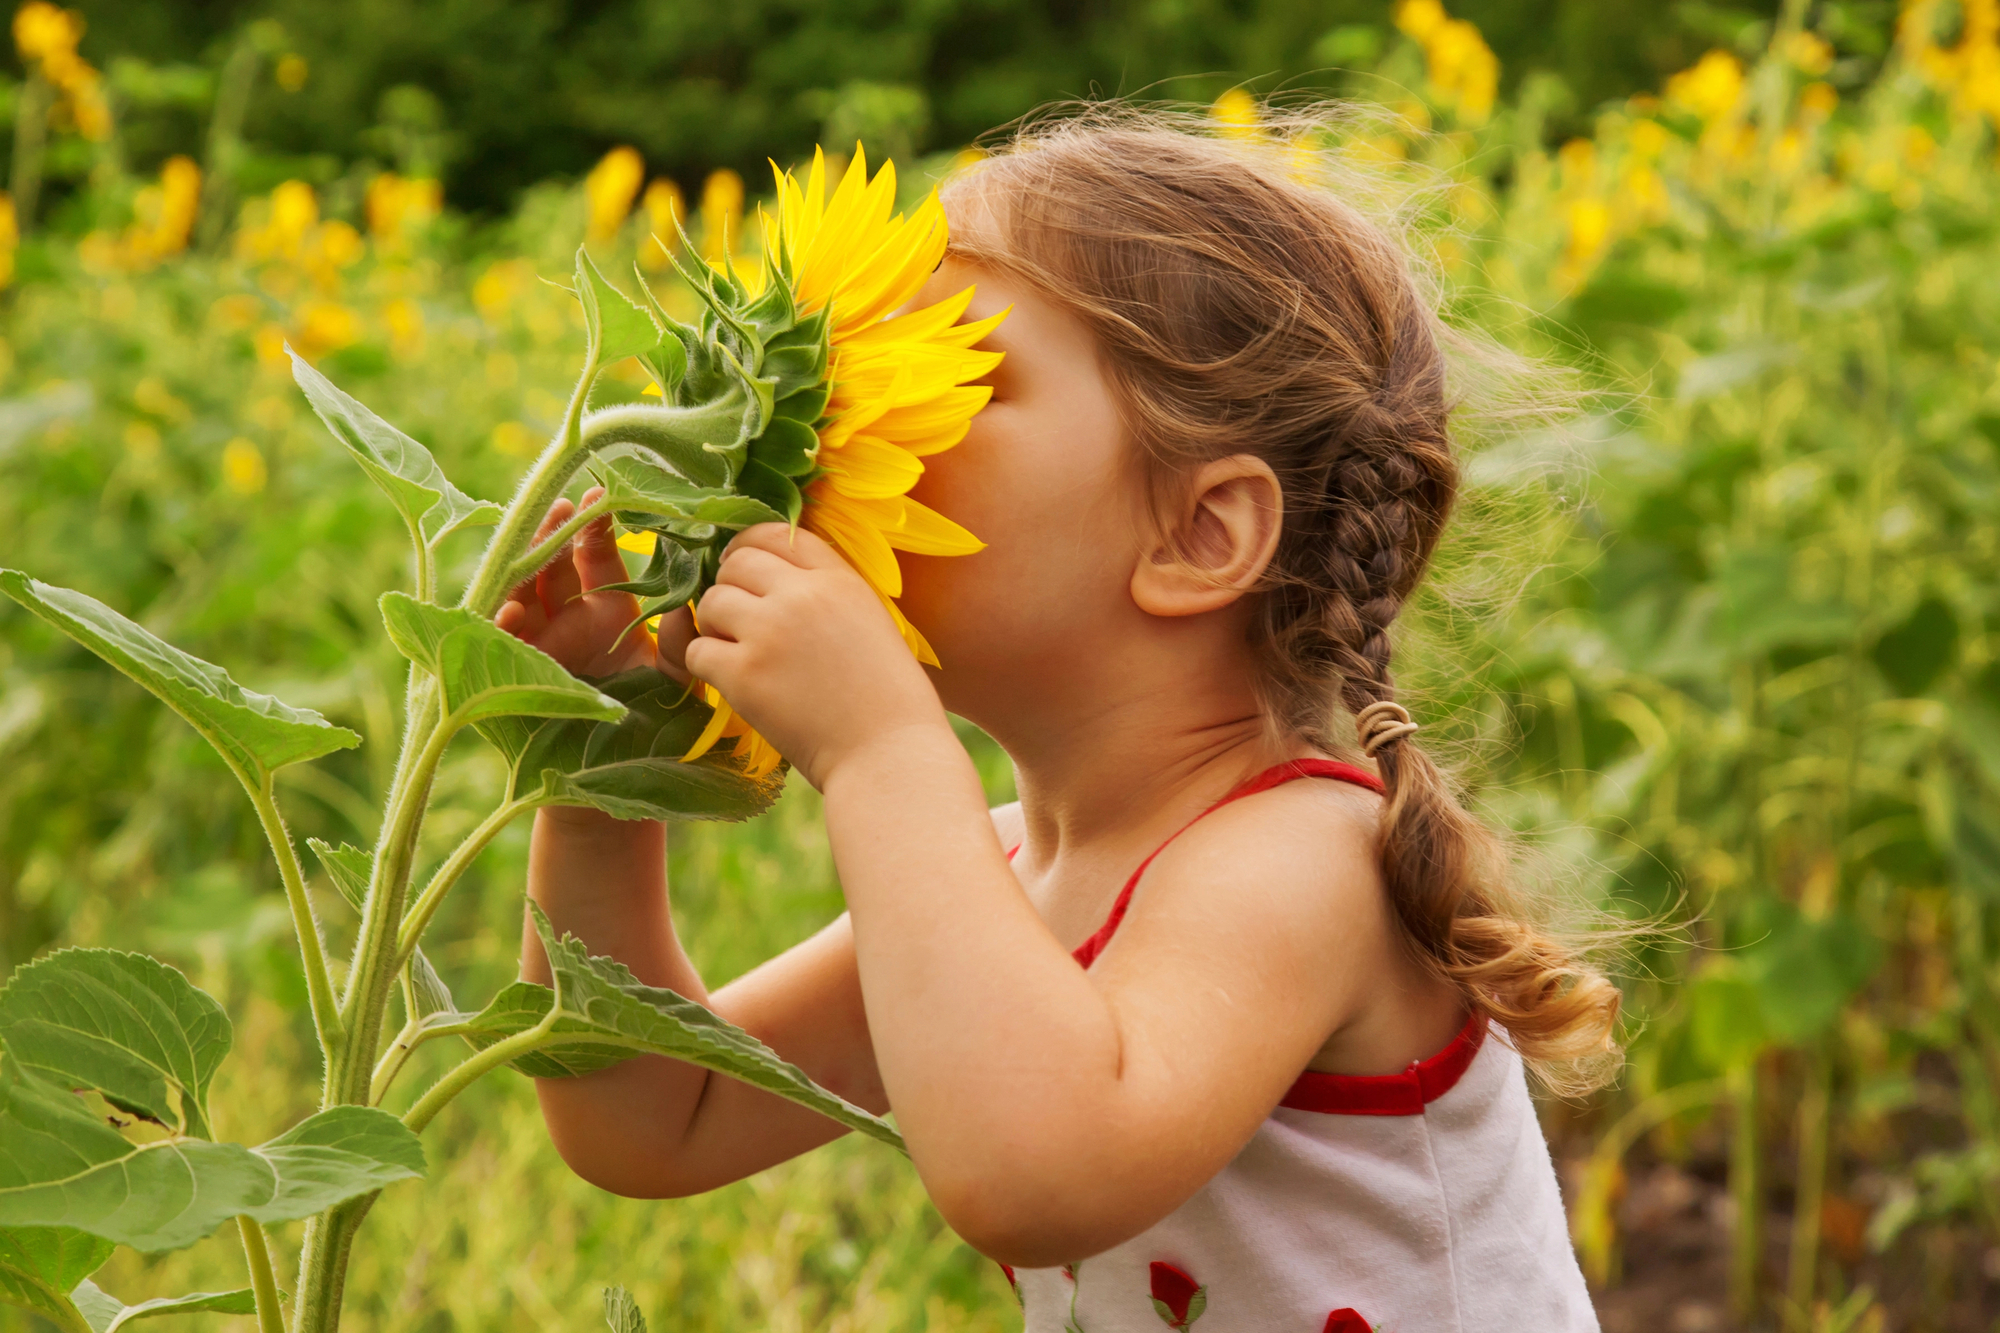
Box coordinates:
[3,0,2000,1329]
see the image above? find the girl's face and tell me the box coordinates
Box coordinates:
[893,245,1148,726]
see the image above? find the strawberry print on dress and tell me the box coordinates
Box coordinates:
[1322,1309,1373,1333]
[1148,1261,1206,1329]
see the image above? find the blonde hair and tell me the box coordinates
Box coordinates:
[947,104,1622,1093]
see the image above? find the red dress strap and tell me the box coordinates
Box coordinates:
[1070,759,1382,969]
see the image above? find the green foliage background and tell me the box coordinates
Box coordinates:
[5,0,2000,1329]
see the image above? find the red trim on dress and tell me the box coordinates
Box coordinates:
[1069,760,1382,970]
[1011,760,1486,1118]
[1278,1010,1487,1116]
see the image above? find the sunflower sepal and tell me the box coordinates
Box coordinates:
[748,416,819,477]
[737,460,804,527]
[573,246,664,371]
[773,379,831,424]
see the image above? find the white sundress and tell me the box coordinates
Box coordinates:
[1003,759,1600,1333]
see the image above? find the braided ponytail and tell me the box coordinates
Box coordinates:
[951,106,1621,1091]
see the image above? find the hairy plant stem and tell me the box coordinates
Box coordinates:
[497,494,614,597]
[293,357,742,1331]
[401,1005,561,1134]
[369,1014,474,1105]
[235,1216,284,1333]
[396,799,529,967]
[247,773,343,1063]
[294,683,447,1333]
[460,362,602,619]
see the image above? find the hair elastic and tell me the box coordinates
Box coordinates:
[1355,700,1419,757]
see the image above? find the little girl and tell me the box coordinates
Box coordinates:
[502,110,1618,1331]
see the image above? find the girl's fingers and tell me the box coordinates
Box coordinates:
[692,584,757,642]
[724,522,844,570]
[496,596,544,640]
[681,633,737,686]
[714,546,792,597]
[571,489,630,596]
[652,606,696,684]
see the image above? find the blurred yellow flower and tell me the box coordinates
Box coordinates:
[315,219,364,269]
[366,173,442,247]
[585,146,645,247]
[294,301,361,359]
[0,191,16,289]
[1627,119,1670,159]
[12,1,76,60]
[1394,0,1447,42]
[221,437,268,494]
[1782,31,1835,75]
[238,181,320,263]
[15,2,108,141]
[699,168,745,268]
[490,420,534,456]
[473,257,534,324]
[1667,50,1746,124]
[1398,1,1498,125]
[383,297,424,355]
[274,53,307,92]
[253,323,290,368]
[209,293,262,331]
[637,178,684,271]
[1558,197,1613,289]
[1800,81,1839,123]
[1558,138,1598,191]
[1210,88,1259,140]
[83,156,200,272]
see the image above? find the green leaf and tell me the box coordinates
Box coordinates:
[603,1285,649,1333]
[0,1226,112,1333]
[378,593,624,731]
[71,1279,258,1333]
[593,447,731,520]
[290,351,501,549]
[306,839,372,911]
[0,950,231,1140]
[0,1067,425,1253]
[1686,966,1767,1072]
[487,670,779,822]
[252,1106,426,1219]
[749,416,821,478]
[465,905,903,1153]
[376,593,482,674]
[576,248,663,367]
[1739,906,1881,1045]
[305,841,455,1017]
[592,531,701,607]
[0,571,361,783]
[738,460,803,527]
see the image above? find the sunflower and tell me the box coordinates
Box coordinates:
[666,147,1004,778]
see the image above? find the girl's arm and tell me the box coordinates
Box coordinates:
[522,807,885,1195]
[688,527,1404,1267]
[503,495,885,1195]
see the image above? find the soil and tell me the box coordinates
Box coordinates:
[1581,1157,2000,1332]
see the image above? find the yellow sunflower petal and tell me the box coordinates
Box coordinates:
[820,432,925,499]
[682,687,736,763]
[806,492,904,597]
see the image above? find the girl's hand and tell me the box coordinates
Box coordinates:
[683,523,949,788]
[495,486,695,681]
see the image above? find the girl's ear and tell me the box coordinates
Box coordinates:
[1130,454,1284,618]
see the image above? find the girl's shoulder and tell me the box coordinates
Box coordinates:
[988,800,1025,852]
